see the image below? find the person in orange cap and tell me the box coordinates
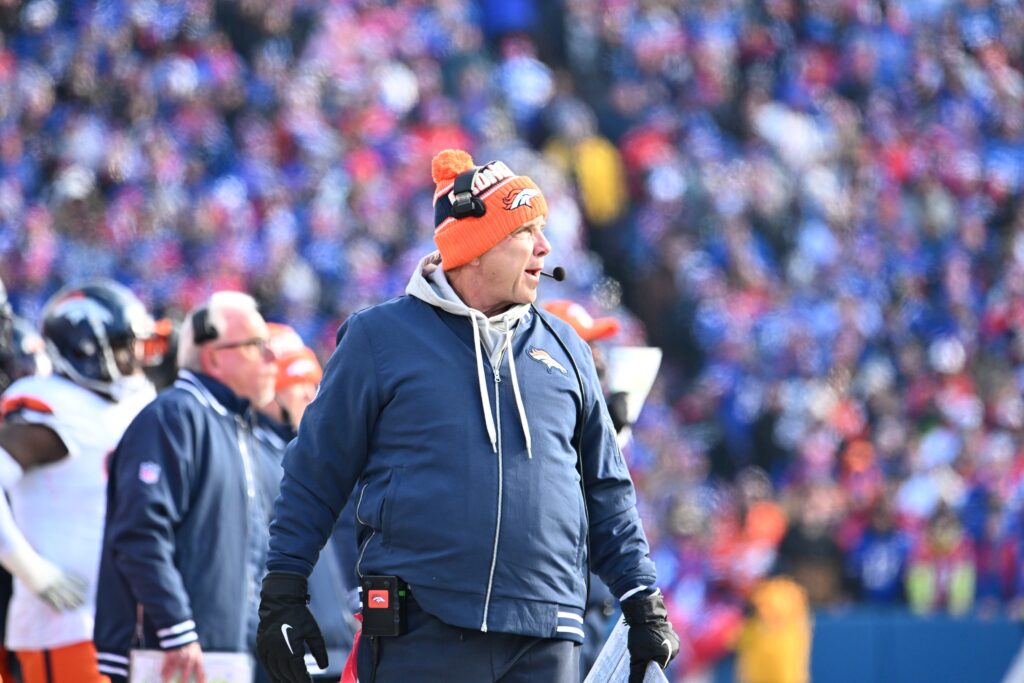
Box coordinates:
[257,323,357,681]
[542,300,621,344]
[262,323,323,430]
[543,299,630,434]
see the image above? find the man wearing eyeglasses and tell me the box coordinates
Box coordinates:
[94,291,282,683]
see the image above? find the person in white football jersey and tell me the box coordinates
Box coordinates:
[0,279,156,683]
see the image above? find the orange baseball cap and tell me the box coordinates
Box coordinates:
[266,323,323,390]
[543,300,620,342]
[276,348,323,390]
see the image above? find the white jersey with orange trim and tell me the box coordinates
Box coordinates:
[0,373,155,650]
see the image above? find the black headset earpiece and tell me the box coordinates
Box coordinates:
[450,167,487,219]
[191,306,218,345]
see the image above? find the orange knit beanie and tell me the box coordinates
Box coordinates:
[431,149,548,271]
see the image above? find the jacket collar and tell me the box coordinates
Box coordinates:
[175,369,251,417]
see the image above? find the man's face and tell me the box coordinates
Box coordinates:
[202,307,277,406]
[277,381,317,427]
[472,217,551,316]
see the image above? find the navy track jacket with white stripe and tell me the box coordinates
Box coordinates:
[93,371,279,680]
[266,294,657,643]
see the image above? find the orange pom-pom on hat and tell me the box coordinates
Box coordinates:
[431,149,548,271]
[266,322,323,391]
[431,149,475,185]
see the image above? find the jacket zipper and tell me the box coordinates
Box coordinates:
[481,354,505,632]
[235,416,256,640]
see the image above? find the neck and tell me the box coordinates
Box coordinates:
[260,400,283,423]
[480,302,512,317]
[259,398,293,428]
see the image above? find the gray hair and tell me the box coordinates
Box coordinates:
[177,291,261,371]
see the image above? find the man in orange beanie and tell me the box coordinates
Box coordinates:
[258,150,678,683]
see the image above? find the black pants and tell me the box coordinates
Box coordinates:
[357,598,581,682]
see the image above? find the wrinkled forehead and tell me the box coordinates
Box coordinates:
[516,215,546,231]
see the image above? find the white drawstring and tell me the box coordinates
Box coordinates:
[468,311,533,459]
[470,310,498,453]
[504,324,533,459]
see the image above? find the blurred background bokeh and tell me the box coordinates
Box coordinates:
[3,0,1024,680]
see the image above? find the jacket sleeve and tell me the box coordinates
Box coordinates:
[267,313,381,577]
[577,345,658,599]
[103,399,199,648]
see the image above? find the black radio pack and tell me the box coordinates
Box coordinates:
[360,575,408,637]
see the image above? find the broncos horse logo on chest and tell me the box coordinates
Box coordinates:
[528,347,567,375]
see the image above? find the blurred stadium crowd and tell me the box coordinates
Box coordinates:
[2,0,1024,677]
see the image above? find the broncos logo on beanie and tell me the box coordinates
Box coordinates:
[503,188,542,211]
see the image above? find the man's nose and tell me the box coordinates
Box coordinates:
[535,230,551,256]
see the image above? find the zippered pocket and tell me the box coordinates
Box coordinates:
[381,467,402,544]
[354,468,402,545]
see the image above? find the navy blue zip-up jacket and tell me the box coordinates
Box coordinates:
[94,371,279,681]
[267,292,656,643]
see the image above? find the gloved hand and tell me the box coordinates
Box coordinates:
[256,572,328,683]
[0,538,87,612]
[621,591,680,683]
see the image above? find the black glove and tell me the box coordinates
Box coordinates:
[621,591,680,683]
[256,572,328,683]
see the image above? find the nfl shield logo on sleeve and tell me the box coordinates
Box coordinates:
[139,461,161,485]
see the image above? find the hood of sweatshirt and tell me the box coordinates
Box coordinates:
[406,251,535,457]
